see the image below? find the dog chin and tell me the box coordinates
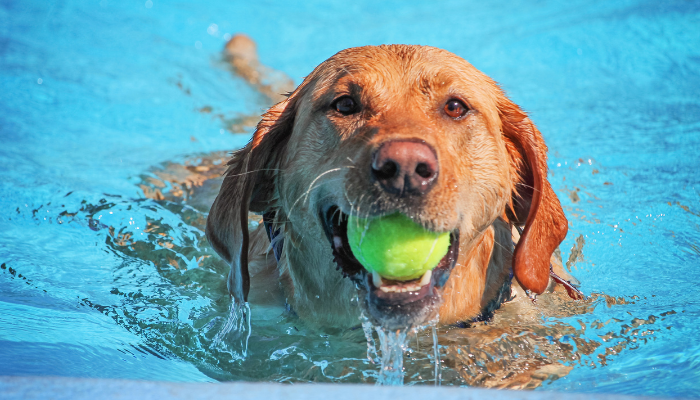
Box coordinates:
[320,205,460,330]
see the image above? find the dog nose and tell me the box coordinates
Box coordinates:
[371,140,438,196]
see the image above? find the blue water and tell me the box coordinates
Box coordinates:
[1,0,699,396]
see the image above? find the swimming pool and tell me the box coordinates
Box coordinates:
[1,0,698,396]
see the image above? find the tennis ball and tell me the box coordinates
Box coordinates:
[347,213,450,281]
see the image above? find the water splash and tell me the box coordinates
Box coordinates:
[361,314,379,364]
[374,327,408,385]
[366,310,442,386]
[432,325,441,386]
[211,301,251,361]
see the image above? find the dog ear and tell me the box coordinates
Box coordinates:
[498,96,568,294]
[206,96,298,304]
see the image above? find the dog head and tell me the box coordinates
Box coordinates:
[207,45,567,329]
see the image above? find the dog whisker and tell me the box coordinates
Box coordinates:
[492,236,514,256]
[286,177,346,219]
[304,168,344,204]
[355,194,366,228]
[343,184,355,208]
[287,167,345,215]
[224,168,282,179]
[514,182,542,194]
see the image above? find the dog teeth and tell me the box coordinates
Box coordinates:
[372,271,383,288]
[333,235,343,249]
[419,270,432,287]
[380,284,419,293]
[376,270,433,293]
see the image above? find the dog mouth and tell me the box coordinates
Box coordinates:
[320,205,459,328]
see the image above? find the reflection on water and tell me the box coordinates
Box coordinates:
[3,153,674,387]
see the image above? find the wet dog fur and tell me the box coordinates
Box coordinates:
[206,39,574,330]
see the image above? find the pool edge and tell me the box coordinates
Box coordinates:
[0,376,679,400]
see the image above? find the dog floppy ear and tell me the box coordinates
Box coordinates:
[499,96,568,294]
[206,96,298,304]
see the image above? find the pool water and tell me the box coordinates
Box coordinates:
[1,0,699,397]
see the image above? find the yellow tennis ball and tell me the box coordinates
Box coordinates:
[347,213,450,281]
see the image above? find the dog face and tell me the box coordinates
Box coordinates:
[207,45,568,329]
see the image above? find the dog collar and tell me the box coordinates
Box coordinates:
[263,211,283,263]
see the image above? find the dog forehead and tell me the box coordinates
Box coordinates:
[286,45,505,142]
[328,45,469,72]
[304,45,497,107]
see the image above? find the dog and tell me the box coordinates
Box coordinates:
[206,43,580,330]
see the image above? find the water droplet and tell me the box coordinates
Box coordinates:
[207,23,219,36]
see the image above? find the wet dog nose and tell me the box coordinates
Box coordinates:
[371,140,438,196]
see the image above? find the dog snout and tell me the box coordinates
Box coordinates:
[371,140,438,196]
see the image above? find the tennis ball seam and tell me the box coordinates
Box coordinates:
[421,236,440,266]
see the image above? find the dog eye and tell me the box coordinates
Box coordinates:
[332,96,359,115]
[444,99,468,119]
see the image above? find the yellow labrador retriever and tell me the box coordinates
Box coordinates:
[207,44,579,330]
